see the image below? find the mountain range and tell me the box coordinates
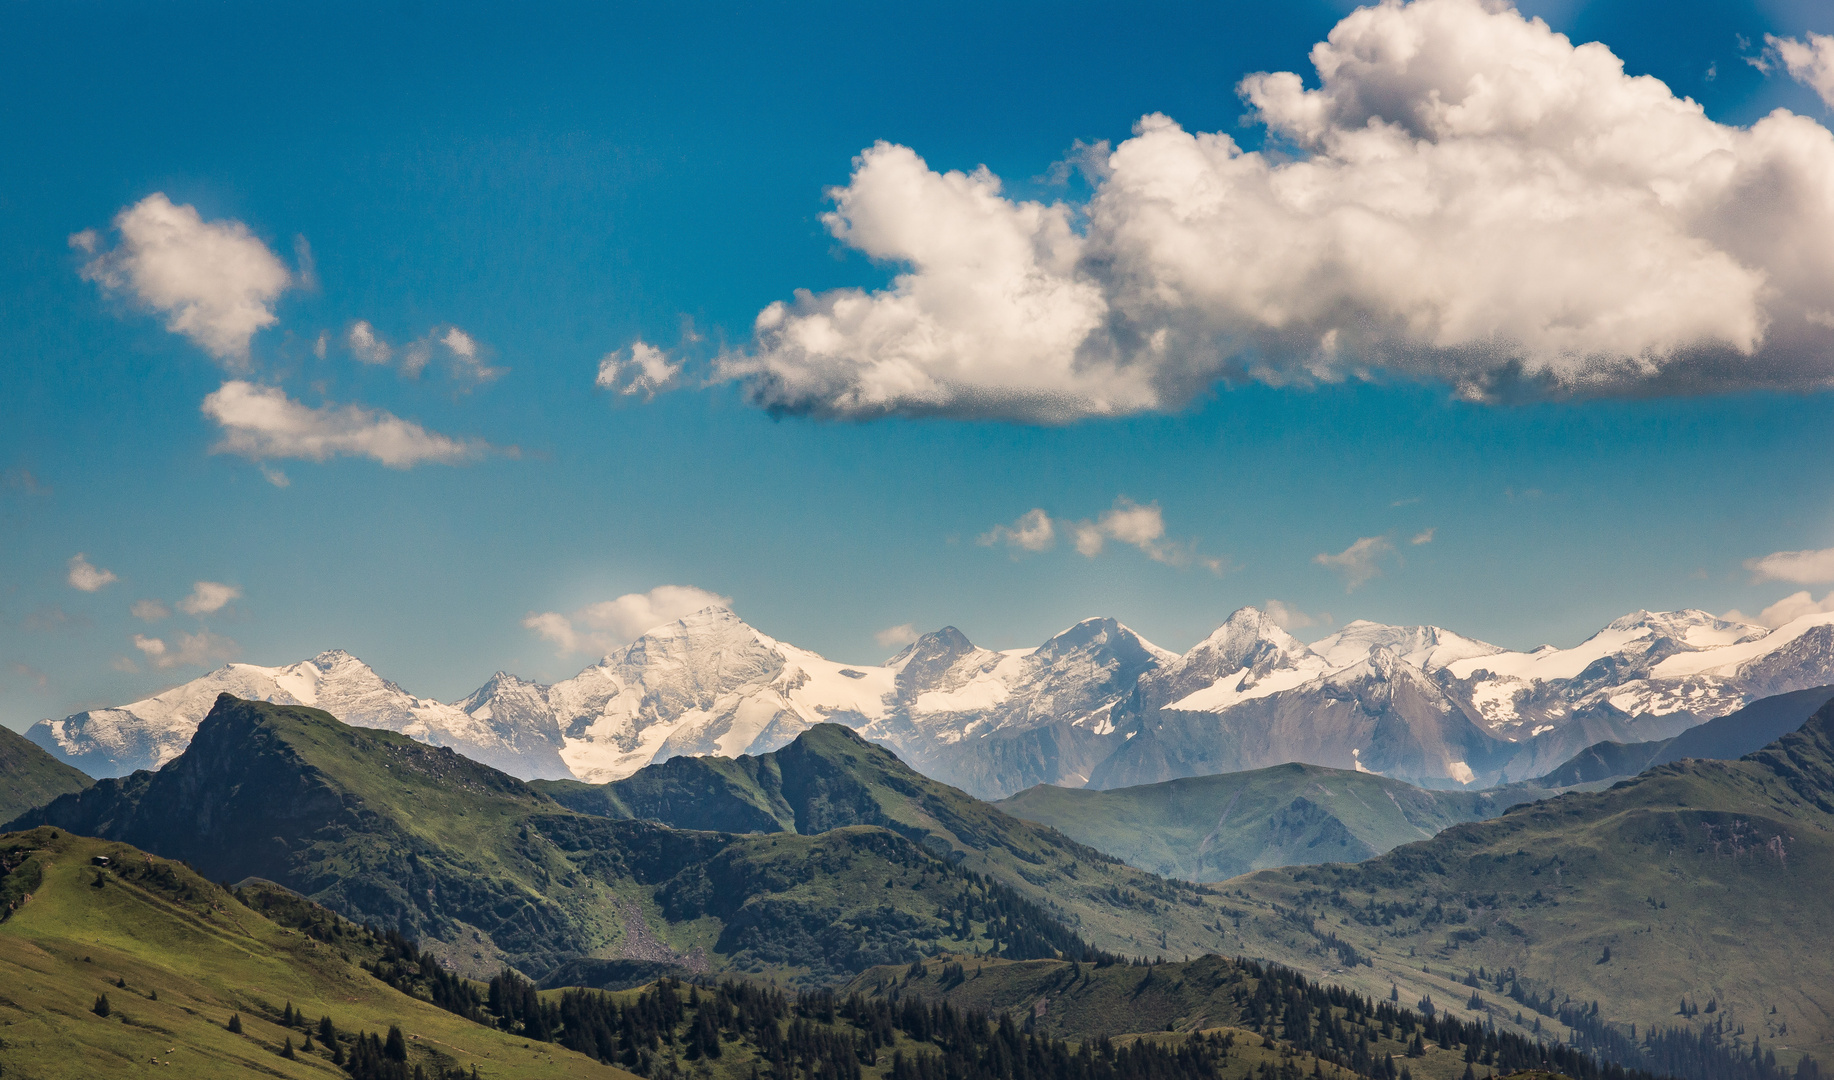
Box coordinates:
[27,604,1834,797]
[11,695,1227,982]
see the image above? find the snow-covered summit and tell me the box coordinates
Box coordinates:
[27,650,572,779]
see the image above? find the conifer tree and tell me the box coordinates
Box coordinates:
[228,1012,242,1033]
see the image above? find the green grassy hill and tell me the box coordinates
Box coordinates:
[533,724,1235,961]
[991,764,1572,882]
[1211,699,1834,1066]
[8,697,1195,988]
[0,826,630,1079]
[0,725,91,821]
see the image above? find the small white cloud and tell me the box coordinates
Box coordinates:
[75,193,292,364]
[1768,32,1834,108]
[201,380,491,469]
[979,508,1057,554]
[176,581,241,616]
[1745,545,1834,585]
[1314,536,1395,592]
[66,553,118,592]
[596,341,683,401]
[1070,519,1105,557]
[260,464,291,488]
[348,320,394,365]
[523,585,733,657]
[133,629,239,669]
[1725,589,1834,629]
[131,599,170,622]
[313,330,328,360]
[875,623,921,648]
[1410,528,1436,546]
[11,663,49,691]
[1072,498,1194,566]
[440,327,503,384]
[110,655,140,673]
[1264,600,1331,631]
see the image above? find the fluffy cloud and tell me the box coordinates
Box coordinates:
[717,0,1834,421]
[523,585,733,656]
[1745,545,1834,585]
[1770,32,1834,109]
[355,322,501,384]
[1725,590,1834,629]
[979,499,1220,569]
[348,320,394,365]
[132,630,238,669]
[202,380,490,468]
[176,581,241,615]
[66,553,117,592]
[875,623,921,649]
[75,193,292,364]
[131,599,170,622]
[1315,536,1394,592]
[597,341,683,401]
[1264,600,1331,631]
[1410,528,1436,545]
[979,508,1057,553]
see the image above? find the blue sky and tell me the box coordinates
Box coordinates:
[6,0,1834,728]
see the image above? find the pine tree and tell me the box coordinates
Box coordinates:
[280,1037,295,1060]
[386,1024,409,1061]
[228,1012,243,1033]
[92,993,110,1018]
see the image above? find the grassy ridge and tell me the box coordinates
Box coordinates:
[1209,703,1834,1065]
[0,725,90,822]
[992,763,1573,882]
[537,725,1235,961]
[0,827,629,1079]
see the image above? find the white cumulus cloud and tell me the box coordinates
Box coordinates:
[597,341,684,401]
[875,623,921,649]
[1315,536,1395,592]
[1745,545,1834,584]
[523,585,733,657]
[176,580,241,616]
[1410,528,1436,546]
[201,380,490,468]
[75,193,292,364]
[717,0,1834,421]
[66,553,117,592]
[133,629,238,669]
[979,508,1057,553]
[1725,590,1834,629]
[348,320,394,364]
[1769,32,1834,109]
[1264,600,1331,631]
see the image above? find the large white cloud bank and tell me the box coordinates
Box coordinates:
[718,0,1834,422]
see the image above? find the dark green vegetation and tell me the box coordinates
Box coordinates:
[0,723,91,821]
[1211,699,1834,1066]
[531,723,1235,959]
[1540,687,1834,786]
[992,764,1568,882]
[8,697,1221,987]
[0,827,629,1079]
[858,955,1812,1080]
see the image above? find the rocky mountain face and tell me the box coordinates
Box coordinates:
[28,605,1834,797]
[26,650,572,779]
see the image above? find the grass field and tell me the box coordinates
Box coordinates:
[0,827,633,1080]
